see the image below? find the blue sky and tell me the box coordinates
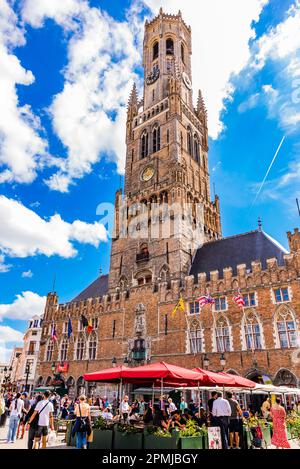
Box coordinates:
[0,0,300,358]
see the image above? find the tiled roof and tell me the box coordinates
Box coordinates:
[190,230,288,279]
[72,274,109,302]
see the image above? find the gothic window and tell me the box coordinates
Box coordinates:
[244,312,263,350]
[181,43,185,63]
[88,331,97,360]
[274,287,290,303]
[153,41,159,60]
[214,297,227,312]
[76,333,86,360]
[189,302,200,315]
[46,340,54,362]
[215,316,231,352]
[276,308,297,349]
[187,127,193,156]
[189,327,203,354]
[243,293,257,307]
[194,135,200,163]
[141,131,149,159]
[166,38,174,55]
[60,337,68,362]
[152,125,160,153]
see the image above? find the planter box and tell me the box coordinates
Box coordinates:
[66,421,76,447]
[114,430,143,450]
[262,426,271,447]
[89,429,113,449]
[203,434,209,449]
[144,433,179,450]
[180,436,203,450]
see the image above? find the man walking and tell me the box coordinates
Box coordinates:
[226,392,242,449]
[29,390,54,449]
[212,392,232,449]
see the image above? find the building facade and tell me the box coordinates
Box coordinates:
[17,316,43,393]
[36,9,300,396]
[9,347,23,391]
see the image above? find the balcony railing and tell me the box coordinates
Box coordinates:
[136,252,149,263]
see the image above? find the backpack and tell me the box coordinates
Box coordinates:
[77,404,89,433]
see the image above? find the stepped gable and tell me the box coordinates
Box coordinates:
[72,274,109,302]
[190,230,288,279]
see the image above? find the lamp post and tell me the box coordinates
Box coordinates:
[220,354,226,371]
[24,363,31,393]
[3,366,12,391]
[112,357,117,368]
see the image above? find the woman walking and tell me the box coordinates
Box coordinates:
[72,395,91,449]
[6,393,24,443]
[270,398,290,449]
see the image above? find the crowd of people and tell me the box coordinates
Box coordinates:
[0,389,298,450]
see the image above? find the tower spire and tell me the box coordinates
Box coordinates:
[197,89,207,124]
[128,82,138,108]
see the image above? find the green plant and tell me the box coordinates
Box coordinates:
[286,412,300,440]
[153,428,172,438]
[117,423,143,435]
[179,419,201,438]
[93,416,114,430]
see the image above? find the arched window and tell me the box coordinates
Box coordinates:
[244,312,263,350]
[88,331,97,360]
[276,308,297,348]
[76,333,86,360]
[187,127,193,156]
[181,43,185,63]
[153,41,159,60]
[60,337,68,362]
[193,135,200,163]
[141,131,149,159]
[152,126,160,153]
[166,38,174,56]
[189,321,203,354]
[46,340,54,362]
[215,316,231,352]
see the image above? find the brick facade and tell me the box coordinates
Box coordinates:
[36,9,300,396]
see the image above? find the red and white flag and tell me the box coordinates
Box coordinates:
[233,294,245,308]
[51,322,58,341]
[197,295,215,307]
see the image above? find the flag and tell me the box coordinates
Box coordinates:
[87,319,93,334]
[233,294,245,308]
[81,314,88,328]
[197,295,215,307]
[67,317,73,339]
[51,322,57,342]
[171,294,185,317]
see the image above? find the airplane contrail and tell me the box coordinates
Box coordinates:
[250,135,286,210]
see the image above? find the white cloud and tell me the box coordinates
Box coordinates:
[0,0,48,184]
[0,291,46,322]
[0,195,107,260]
[0,253,11,273]
[0,325,24,342]
[22,0,142,192]
[250,1,300,133]
[143,0,269,138]
[22,270,33,278]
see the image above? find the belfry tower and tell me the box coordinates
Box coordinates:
[109,9,221,292]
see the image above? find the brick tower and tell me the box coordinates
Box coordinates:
[108,8,222,291]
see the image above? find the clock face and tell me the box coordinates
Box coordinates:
[146,65,160,85]
[182,72,192,90]
[141,166,155,182]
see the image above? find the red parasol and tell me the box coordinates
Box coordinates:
[193,368,237,386]
[219,372,256,388]
[84,365,128,382]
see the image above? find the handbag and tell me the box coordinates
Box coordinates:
[77,404,89,433]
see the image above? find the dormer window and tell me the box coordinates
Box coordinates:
[166,38,174,56]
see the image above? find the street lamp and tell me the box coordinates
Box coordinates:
[220,354,226,371]
[51,362,56,373]
[112,357,117,367]
[25,363,31,392]
[203,354,210,370]
[123,356,129,365]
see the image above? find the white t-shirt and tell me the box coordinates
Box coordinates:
[102,410,113,420]
[35,399,54,426]
[10,398,24,417]
[168,402,177,413]
[121,401,130,413]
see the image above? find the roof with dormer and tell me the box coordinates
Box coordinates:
[71,274,109,302]
[189,230,289,280]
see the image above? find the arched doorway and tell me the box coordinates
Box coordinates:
[77,376,86,397]
[274,369,297,387]
[66,376,75,400]
[36,376,44,387]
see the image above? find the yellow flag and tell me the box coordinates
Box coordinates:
[171,295,185,317]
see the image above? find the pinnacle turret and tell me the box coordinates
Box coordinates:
[128,82,138,108]
[197,89,208,125]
